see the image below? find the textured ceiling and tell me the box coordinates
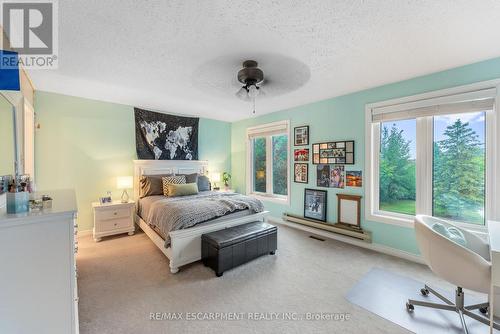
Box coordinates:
[28,0,500,121]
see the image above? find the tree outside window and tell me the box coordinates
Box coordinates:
[433,112,485,224]
[379,119,416,215]
[272,135,288,196]
[253,137,266,193]
[378,112,486,225]
[251,132,289,198]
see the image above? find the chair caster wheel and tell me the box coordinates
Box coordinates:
[480,307,488,314]
[216,272,223,277]
[406,302,414,312]
[420,288,429,296]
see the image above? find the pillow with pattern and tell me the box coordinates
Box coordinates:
[162,175,186,196]
[139,174,172,198]
[178,173,198,184]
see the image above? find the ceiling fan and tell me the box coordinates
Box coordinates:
[235,60,266,113]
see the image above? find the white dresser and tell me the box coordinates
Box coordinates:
[0,189,79,334]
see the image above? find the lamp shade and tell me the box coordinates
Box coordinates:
[210,172,221,183]
[116,176,133,190]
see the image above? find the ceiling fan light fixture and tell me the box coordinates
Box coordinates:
[247,84,259,98]
[236,60,265,114]
[236,86,249,100]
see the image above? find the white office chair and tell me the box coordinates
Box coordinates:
[407,215,500,333]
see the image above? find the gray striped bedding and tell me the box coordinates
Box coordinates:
[138,191,264,247]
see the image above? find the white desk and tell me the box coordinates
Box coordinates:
[488,220,500,332]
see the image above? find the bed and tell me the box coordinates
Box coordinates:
[133,160,269,273]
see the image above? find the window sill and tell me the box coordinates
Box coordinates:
[249,193,290,206]
[366,211,414,228]
[366,211,488,233]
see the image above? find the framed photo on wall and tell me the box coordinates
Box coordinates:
[337,194,362,229]
[312,140,355,165]
[330,165,345,188]
[316,164,345,188]
[316,164,330,187]
[304,188,327,222]
[294,148,310,162]
[294,163,308,183]
[294,125,309,146]
[346,171,362,187]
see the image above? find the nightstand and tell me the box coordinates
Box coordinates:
[92,201,135,242]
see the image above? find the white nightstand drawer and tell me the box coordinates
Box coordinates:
[95,207,130,221]
[92,201,135,242]
[99,217,131,232]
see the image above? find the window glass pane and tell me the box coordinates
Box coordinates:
[272,134,288,196]
[253,137,266,193]
[379,119,416,215]
[433,111,485,225]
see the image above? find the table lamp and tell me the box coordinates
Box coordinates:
[211,172,221,190]
[117,176,133,203]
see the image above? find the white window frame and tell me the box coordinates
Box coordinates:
[246,120,290,205]
[365,79,500,231]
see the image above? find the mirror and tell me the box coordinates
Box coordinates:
[0,93,16,178]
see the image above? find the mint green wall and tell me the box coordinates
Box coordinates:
[231,57,500,255]
[35,91,231,231]
[0,96,15,176]
[34,57,500,248]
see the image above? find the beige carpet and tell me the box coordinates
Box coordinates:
[77,223,456,334]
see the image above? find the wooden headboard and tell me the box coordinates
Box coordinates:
[133,160,209,200]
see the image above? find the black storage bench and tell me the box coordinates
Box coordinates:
[201,221,277,277]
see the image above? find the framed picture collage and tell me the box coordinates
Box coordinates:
[312,140,355,165]
[293,126,309,184]
[292,125,362,223]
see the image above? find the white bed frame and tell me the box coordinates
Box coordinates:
[133,160,269,274]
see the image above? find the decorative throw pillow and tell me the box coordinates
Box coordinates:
[178,173,199,184]
[165,183,199,197]
[139,174,172,198]
[197,175,211,191]
[162,175,186,196]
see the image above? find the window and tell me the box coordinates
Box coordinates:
[379,119,416,215]
[433,112,485,224]
[247,121,290,202]
[253,137,267,193]
[272,135,288,196]
[366,82,499,228]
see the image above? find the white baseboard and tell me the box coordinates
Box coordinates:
[268,216,425,265]
[78,229,93,237]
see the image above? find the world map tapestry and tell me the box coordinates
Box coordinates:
[135,108,199,160]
